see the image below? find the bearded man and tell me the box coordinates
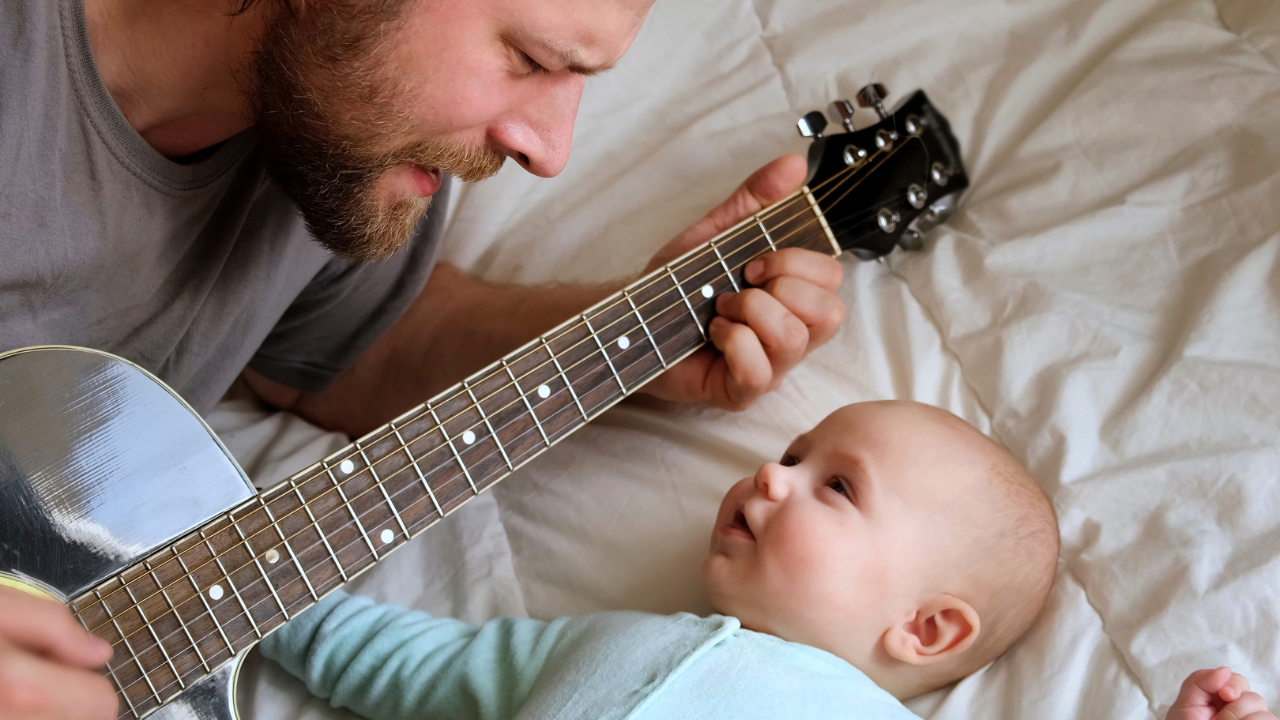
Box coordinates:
[0,0,846,717]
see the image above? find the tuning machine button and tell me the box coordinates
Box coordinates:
[843,145,868,167]
[857,83,890,121]
[876,208,901,234]
[898,229,924,252]
[829,100,857,132]
[907,183,928,209]
[930,162,952,187]
[797,111,828,138]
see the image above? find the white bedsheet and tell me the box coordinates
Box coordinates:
[224,0,1280,717]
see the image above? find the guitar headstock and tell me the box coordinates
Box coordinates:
[799,87,968,260]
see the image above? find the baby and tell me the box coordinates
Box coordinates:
[259,401,1273,720]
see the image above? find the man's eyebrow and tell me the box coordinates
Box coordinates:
[505,30,615,77]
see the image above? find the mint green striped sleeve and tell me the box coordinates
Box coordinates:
[259,592,569,720]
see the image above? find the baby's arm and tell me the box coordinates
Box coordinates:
[260,591,568,720]
[1167,668,1276,720]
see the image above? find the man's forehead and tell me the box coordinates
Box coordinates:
[501,0,652,73]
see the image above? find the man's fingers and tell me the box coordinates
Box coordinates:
[0,587,111,669]
[756,276,845,349]
[744,248,843,293]
[0,641,118,720]
[715,289,808,369]
[1217,692,1270,720]
[707,316,771,409]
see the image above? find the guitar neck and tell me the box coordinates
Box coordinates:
[72,187,841,720]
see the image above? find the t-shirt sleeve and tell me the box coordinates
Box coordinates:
[259,591,569,720]
[246,178,451,394]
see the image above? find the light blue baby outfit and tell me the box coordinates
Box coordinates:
[260,591,919,720]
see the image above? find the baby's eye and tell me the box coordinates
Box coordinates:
[826,477,853,500]
[780,454,799,467]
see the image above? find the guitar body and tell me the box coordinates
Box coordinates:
[0,346,252,720]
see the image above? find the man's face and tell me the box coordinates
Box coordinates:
[252,0,651,261]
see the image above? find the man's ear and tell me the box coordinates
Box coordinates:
[882,595,980,666]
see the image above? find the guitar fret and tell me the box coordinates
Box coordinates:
[323,463,380,560]
[95,589,162,703]
[464,380,513,470]
[502,359,550,446]
[802,186,841,256]
[582,315,627,394]
[756,214,778,251]
[665,266,706,339]
[144,561,211,674]
[172,548,234,654]
[198,530,261,639]
[428,403,479,494]
[392,423,445,517]
[80,605,141,720]
[623,289,667,368]
[541,337,588,420]
[226,515,290,620]
[710,240,741,291]
[117,580,184,690]
[355,441,410,539]
[256,496,319,601]
[288,479,347,582]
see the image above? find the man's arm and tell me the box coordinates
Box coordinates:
[246,155,845,436]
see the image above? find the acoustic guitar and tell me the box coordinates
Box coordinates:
[0,86,968,720]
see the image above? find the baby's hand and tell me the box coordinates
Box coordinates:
[1167,668,1275,720]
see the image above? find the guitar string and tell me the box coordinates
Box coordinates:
[103,168,925,689]
[85,141,925,659]
[81,140,918,641]
[76,159,871,628]
[110,217,910,705]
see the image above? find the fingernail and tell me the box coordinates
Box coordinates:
[746,259,764,283]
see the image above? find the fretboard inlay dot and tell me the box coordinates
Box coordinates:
[537,384,550,399]
[380,529,394,544]
[208,584,224,601]
[339,459,355,475]
[264,548,280,564]
[462,430,476,445]
[617,336,630,350]
[701,284,714,299]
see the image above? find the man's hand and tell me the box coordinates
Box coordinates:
[1167,668,1276,720]
[641,154,845,411]
[0,586,118,720]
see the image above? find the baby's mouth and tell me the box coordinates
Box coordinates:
[729,509,754,540]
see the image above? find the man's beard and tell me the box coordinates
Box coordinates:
[250,1,505,262]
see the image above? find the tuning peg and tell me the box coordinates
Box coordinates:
[796,111,828,138]
[828,100,856,132]
[856,83,890,120]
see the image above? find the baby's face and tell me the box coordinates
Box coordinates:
[701,402,983,666]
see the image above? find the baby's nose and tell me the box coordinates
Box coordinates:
[753,463,791,501]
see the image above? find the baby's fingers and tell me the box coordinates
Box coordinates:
[1215,691,1272,720]
[1175,668,1234,708]
[1219,674,1251,703]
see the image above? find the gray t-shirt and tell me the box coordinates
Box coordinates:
[0,0,448,414]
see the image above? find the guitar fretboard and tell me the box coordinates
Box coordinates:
[73,188,840,720]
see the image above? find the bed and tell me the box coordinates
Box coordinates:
[224,0,1280,717]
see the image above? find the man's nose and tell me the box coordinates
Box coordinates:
[753,463,793,502]
[489,75,585,178]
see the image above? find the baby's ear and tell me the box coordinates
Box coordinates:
[882,595,980,666]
